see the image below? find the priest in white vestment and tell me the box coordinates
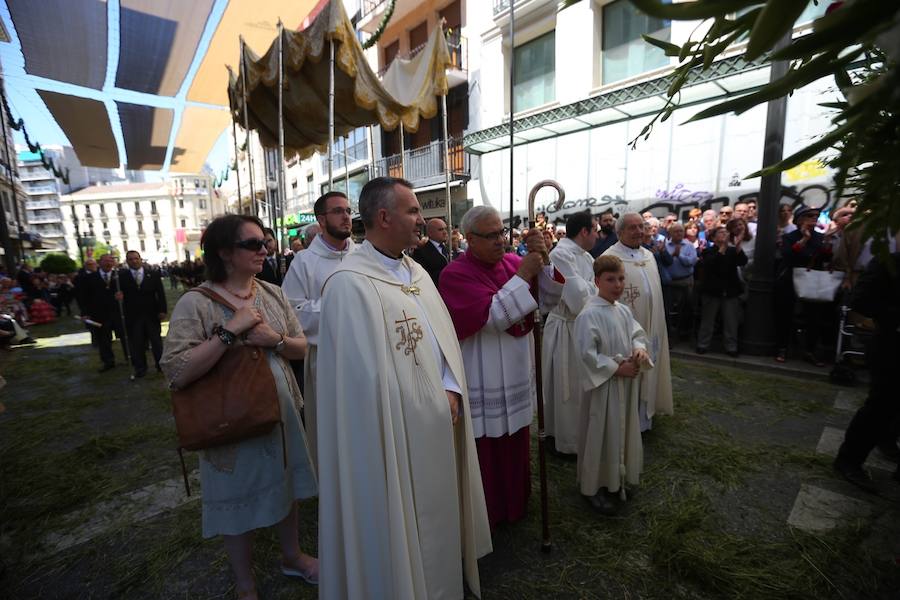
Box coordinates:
[317,177,491,600]
[574,255,652,515]
[281,191,356,472]
[439,206,563,531]
[543,211,599,454]
[602,213,674,430]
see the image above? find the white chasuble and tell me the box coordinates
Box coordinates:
[602,242,674,427]
[317,241,491,600]
[574,297,650,496]
[281,235,356,472]
[543,237,598,453]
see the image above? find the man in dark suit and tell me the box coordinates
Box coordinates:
[256,227,283,285]
[119,250,167,378]
[82,254,127,372]
[412,218,450,287]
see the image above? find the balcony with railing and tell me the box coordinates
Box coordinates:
[493,0,530,17]
[319,136,369,173]
[26,199,60,210]
[359,0,418,33]
[25,184,58,195]
[372,137,469,189]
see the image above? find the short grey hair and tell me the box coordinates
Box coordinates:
[358,176,412,228]
[616,212,643,234]
[460,205,500,235]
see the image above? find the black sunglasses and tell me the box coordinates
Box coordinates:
[234,238,266,251]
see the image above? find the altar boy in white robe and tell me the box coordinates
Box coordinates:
[574,255,652,515]
[317,177,491,600]
[543,211,599,455]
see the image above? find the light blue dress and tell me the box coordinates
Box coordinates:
[161,281,317,538]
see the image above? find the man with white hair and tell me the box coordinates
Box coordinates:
[602,213,673,430]
[544,211,599,455]
[302,223,320,248]
[439,205,563,530]
[282,191,356,471]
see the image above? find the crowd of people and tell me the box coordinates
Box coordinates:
[5,176,897,600]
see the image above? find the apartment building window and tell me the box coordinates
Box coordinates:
[383,40,399,71]
[116,202,123,214]
[180,218,186,228]
[151,200,157,214]
[153,220,160,234]
[179,198,184,209]
[409,22,428,54]
[140,239,146,252]
[99,203,106,215]
[120,220,127,235]
[513,31,555,112]
[199,199,207,210]
[156,239,162,251]
[134,201,141,214]
[602,0,671,85]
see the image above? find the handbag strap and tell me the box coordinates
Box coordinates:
[184,286,238,312]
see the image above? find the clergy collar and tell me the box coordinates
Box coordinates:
[593,295,616,306]
[369,241,403,261]
[616,241,645,258]
[557,237,585,254]
[321,235,349,252]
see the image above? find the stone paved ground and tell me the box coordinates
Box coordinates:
[1,309,898,599]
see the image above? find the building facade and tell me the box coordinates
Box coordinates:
[18,148,66,255]
[464,0,836,226]
[60,175,217,265]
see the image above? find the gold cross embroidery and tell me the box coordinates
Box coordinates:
[401,285,421,295]
[394,310,425,365]
[622,283,641,309]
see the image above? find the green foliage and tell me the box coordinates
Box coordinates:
[575,0,900,258]
[38,253,77,274]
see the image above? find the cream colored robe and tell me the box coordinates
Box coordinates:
[602,242,674,427]
[543,237,598,453]
[281,235,356,473]
[574,296,650,497]
[317,241,491,600]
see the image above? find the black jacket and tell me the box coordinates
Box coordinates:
[256,255,282,285]
[412,241,449,287]
[118,267,167,322]
[699,246,747,298]
[82,270,122,322]
[781,228,832,271]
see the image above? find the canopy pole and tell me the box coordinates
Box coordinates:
[228,85,243,214]
[368,125,376,180]
[399,123,406,177]
[441,92,452,261]
[277,21,287,267]
[240,36,257,216]
[508,0,516,246]
[343,134,350,195]
[328,37,335,191]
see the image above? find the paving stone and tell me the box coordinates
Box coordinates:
[40,471,199,556]
[787,483,871,533]
[815,426,895,472]
[833,390,865,412]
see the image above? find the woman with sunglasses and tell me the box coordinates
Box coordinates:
[161,214,317,599]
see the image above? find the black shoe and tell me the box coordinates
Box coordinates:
[875,442,900,463]
[695,346,707,355]
[583,491,619,516]
[98,363,115,373]
[833,458,878,494]
[726,349,739,358]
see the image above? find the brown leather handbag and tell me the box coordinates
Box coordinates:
[172,287,283,495]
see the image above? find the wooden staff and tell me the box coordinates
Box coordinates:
[527,179,565,553]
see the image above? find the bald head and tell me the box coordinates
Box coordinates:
[427,218,449,244]
[668,222,685,243]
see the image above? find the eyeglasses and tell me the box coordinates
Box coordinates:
[234,238,266,251]
[470,230,506,242]
[319,207,352,216]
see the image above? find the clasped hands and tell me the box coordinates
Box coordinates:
[226,306,282,347]
[615,348,651,379]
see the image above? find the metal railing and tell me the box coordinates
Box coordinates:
[320,138,369,172]
[362,0,387,18]
[380,31,467,76]
[372,137,469,188]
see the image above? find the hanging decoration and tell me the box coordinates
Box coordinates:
[361,0,396,50]
[0,84,70,184]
